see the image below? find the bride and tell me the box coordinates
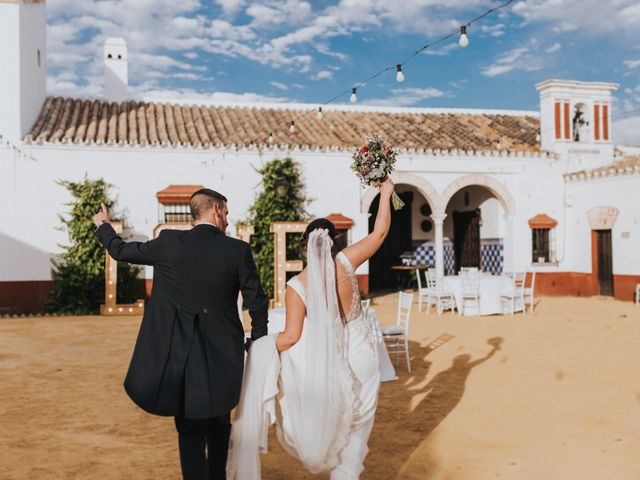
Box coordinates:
[228,179,395,479]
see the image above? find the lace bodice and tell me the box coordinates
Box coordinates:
[287,252,363,324]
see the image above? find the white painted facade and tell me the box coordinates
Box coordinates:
[0,0,639,306]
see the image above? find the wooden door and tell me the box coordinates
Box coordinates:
[596,229,614,296]
[369,191,413,291]
[453,209,481,272]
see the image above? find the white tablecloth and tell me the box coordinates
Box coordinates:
[265,307,397,382]
[443,275,512,316]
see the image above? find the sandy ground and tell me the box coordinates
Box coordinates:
[1,294,639,479]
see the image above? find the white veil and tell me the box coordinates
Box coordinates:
[276,228,354,473]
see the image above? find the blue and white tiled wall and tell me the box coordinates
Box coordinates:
[480,238,504,275]
[406,238,504,275]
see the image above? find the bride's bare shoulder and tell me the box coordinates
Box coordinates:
[297,268,308,282]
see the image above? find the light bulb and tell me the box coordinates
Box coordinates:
[268,132,274,144]
[396,64,405,82]
[535,133,541,142]
[459,26,469,47]
[316,107,323,120]
[289,121,296,134]
[350,87,357,103]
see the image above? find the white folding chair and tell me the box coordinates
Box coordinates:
[524,272,536,315]
[635,284,640,306]
[425,269,456,316]
[381,291,414,372]
[460,273,480,317]
[415,269,430,312]
[501,272,526,315]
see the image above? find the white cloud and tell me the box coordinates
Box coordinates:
[546,43,562,53]
[184,52,199,60]
[613,115,640,145]
[480,23,505,37]
[172,72,213,81]
[482,47,529,77]
[270,81,289,91]
[363,87,446,107]
[553,21,577,33]
[624,59,640,69]
[215,0,246,16]
[512,0,638,35]
[316,43,348,62]
[481,43,543,77]
[246,0,313,27]
[311,70,333,80]
[140,87,289,104]
[423,43,458,57]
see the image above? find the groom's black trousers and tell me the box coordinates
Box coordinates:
[174,413,231,480]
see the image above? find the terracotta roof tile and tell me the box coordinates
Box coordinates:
[25,96,543,154]
[565,155,640,181]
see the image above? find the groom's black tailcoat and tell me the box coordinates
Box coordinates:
[94,222,268,419]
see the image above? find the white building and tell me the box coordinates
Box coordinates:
[1,0,639,312]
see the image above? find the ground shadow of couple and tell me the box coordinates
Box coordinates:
[365,335,504,478]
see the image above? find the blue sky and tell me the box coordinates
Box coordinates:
[47,0,640,143]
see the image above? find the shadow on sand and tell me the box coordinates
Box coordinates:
[365,336,503,478]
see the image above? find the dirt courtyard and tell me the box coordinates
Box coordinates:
[1,294,639,479]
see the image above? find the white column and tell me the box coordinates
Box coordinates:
[503,213,515,273]
[432,213,447,279]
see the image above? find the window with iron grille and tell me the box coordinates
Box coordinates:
[159,203,192,224]
[532,228,550,263]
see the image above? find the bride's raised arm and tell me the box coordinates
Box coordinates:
[342,178,394,270]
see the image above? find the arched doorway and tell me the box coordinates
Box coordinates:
[368,185,434,291]
[443,185,506,275]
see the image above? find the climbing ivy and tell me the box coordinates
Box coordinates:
[45,176,141,314]
[246,158,309,298]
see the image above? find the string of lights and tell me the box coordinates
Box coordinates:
[276,0,518,140]
[0,133,36,161]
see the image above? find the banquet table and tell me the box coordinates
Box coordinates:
[443,274,513,316]
[264,307,397,382]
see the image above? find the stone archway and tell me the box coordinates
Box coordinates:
[439,174,516,216]
[360,171,442,214]
[440,174,516,276]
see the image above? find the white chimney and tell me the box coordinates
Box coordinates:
[104,37,128,102]
[0,0,47,142]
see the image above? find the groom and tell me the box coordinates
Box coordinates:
[92,188,269,480]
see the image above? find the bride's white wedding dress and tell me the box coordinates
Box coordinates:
[284,251,380,479]
[227,230,380,480]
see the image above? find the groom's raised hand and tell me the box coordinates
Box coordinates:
[92,203,110,228]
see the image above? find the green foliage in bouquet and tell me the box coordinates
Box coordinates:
[246,158,309,299]
[44,176,141,314]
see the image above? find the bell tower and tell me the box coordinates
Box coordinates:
[0,0,47,141]
[536,79,619,169]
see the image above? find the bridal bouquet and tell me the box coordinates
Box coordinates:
[351,136,404,210]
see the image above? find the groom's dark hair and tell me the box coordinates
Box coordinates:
[189,188,228,220]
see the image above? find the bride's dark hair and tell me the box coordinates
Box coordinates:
[301,218,339,258]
